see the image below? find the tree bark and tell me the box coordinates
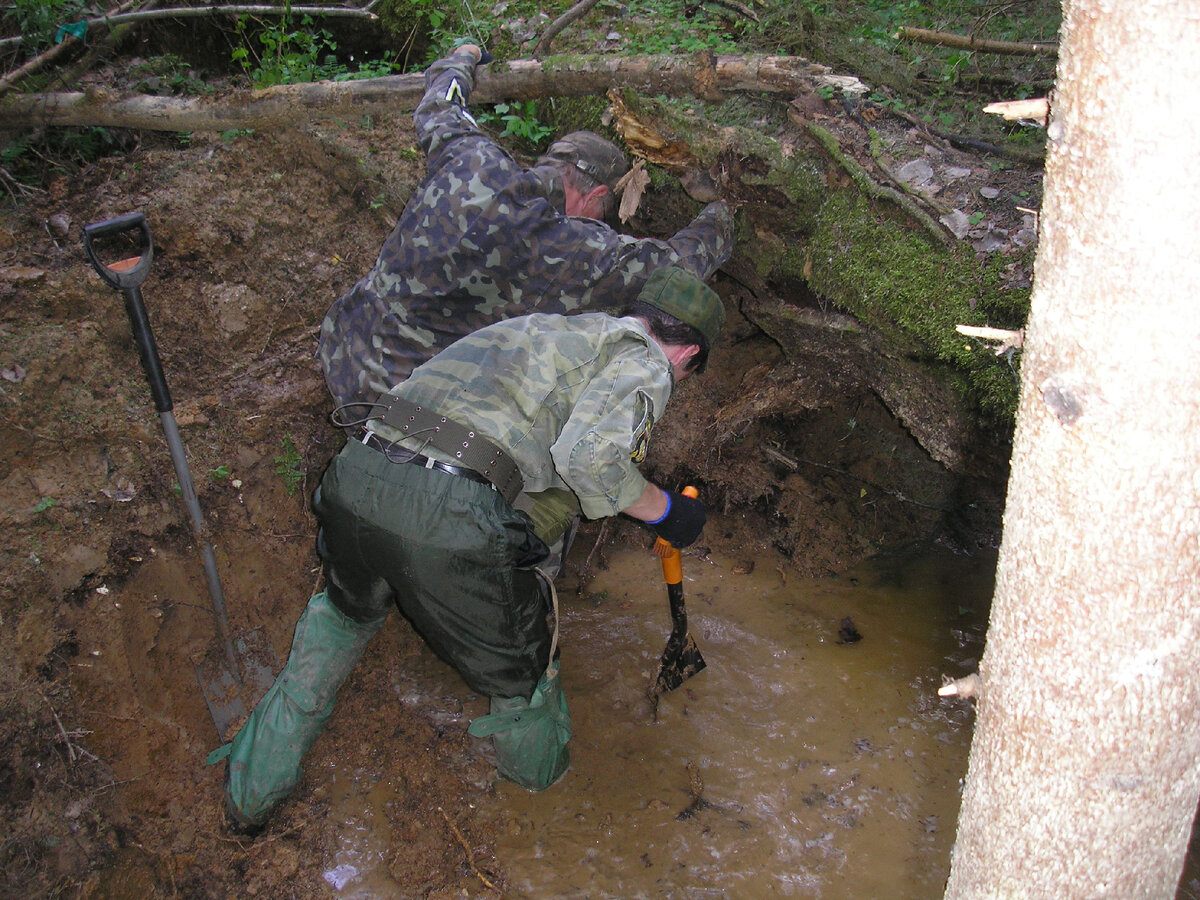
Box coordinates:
[0,53,864,132]
[943,0,1200,897]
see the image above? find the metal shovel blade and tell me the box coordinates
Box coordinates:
[652,579,707,695]
[195,627,277,741]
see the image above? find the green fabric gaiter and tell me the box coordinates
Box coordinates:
[467,661,571,792]
[214,591,384,825]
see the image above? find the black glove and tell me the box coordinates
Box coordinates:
[649,490,706,549]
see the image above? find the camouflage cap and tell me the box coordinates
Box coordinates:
[637,267,725,349]
[540,131,629,194]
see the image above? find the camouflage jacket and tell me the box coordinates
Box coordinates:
[317,49,734,411]
[371,313,673,520]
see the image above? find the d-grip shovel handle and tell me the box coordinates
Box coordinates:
[83,212,153,291]
[652,486,700,585]
[83,213,172,413]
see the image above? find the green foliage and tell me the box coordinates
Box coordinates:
[4,0,85,53]
[220,128,255,144]
[478,101,554,148]
[32,497,56,514]
[210,465,232,480]
[230,11,404,86]
[274,433,305,496]
[232,12,341,87]
[618,0,751,54]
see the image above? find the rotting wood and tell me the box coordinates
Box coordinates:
[984,97,1050,126]
[894,26,1058,57]
[0,53,867,132]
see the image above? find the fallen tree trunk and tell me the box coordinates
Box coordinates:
[0,53,866,133]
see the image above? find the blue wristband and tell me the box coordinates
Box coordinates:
[647,492,672,525]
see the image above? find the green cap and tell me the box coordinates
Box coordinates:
[637,267,725,349]
[540,131,629,194]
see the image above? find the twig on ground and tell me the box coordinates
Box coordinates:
[578,518,612,594]
[38,690,77,764]
[437,806,502,894]
[807,123,955,246]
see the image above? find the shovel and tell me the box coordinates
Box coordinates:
[649,485,707,697]
[83,212,274,739]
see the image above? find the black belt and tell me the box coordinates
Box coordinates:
[359,430,495,492]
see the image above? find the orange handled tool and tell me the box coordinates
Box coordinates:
[650,486,706,696]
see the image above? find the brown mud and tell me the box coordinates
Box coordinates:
[1,108,1007,896]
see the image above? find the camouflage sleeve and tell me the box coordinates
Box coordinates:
[414,51,484,166]
[586,200,736,304]
[550,352,673,520]
[662,200,736,280]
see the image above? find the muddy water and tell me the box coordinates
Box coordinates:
[321,538,995,898]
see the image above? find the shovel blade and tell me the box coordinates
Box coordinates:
[652,630,707,695]
[195,628,277,741]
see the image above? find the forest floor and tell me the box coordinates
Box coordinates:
[0,10,1042,898]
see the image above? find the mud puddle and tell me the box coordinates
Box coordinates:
[323,538,996,898]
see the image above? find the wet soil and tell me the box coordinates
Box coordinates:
[0,103,1008,895]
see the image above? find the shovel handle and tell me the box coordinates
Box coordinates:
[84,214,173,413]
[653,486,699,585]
[83,212,154,291]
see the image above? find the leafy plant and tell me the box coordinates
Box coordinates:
[274,433,304,496]
[231,12,340,87]
[210,465,232,480]
[220,128,255,144]
[479,101,554,147]
[619,0,748,55]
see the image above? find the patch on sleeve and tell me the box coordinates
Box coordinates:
[630,401,652,463]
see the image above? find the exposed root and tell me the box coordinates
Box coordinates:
[438,806,504,894]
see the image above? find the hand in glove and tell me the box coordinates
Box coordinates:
[648,489,706,549]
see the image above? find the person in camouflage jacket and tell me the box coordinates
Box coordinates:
[317,42,735,415]
[218,268,723,831]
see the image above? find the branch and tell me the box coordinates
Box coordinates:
[0,36,81,96]
[894,26,1058,57]
[533,0,602,59]
[956,324,1024,355]
[0,4,378,51]
[983,97,1050,127]
[0,53,867,133]
[806,122,954,246]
